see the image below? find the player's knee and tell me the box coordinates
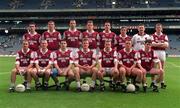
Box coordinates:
[12,69,17,74]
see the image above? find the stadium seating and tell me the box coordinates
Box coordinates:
[0,0,179,9]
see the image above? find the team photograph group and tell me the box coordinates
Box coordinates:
[9,19,169,93]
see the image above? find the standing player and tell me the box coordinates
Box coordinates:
[118,39,143,92]
[138,40,164,92]
[51,40,74,90]
[41,20,61,51]
[132,24,152,51]
[73,38,98,92]
[63,19,82,55]
[98,21,116,50]
[30,40,53,90]
[82,20,99,54]
[151,23,168,88]
[22,22,41,86]
[9,40,34,92]
[23,22,41,51]
[115,26,131,52]
[97,40,119,91]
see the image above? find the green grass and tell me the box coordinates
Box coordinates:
[0,57,180,108]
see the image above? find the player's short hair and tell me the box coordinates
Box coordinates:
[40,39,48,43]
[138,23,145,27]
[120,26,127,30]
[125,37,132,42]
[48,20,55,24]
[70,19,76,23]
[29,22,36,26]
[104,20,111,24]
[22,40,29,44]
[155,23,163,27]
[144,39,152,44]
[87,20,93,24]
[82,38,89,43]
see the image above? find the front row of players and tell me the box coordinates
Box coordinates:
[9,38,165,92]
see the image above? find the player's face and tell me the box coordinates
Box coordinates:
[125,41,132,49]
[104,23,111,31]
[105,42,111,49]
[61,41,67,49]
[155,25,163,33]
[29,24,36,32]
[145,43,152,50]
[69,20,76,29]
[87,23,93,31]
[82,41,89,49]
[41,41,48,49]
[120,28,127,36]
[22,41,29,49]
[138,25,145,33]
[48,22,55,30]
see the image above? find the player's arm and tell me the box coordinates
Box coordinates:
[113,51,118,71]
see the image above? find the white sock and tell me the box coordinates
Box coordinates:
[161,81,164,83]
[77,81,80,88]
[27,83,31,89]
[10,83,15,87]
[91,81,95,87]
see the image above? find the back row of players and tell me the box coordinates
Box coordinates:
[9,20,169,92]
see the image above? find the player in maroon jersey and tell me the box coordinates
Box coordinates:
[115,27,131,52]
[9,40,34,92]
[138,40,164,92]
[82,20,99,54]
[118,39,143,92]
[23,22,41,51]
[41,20,61,51]
[73,38,98,92]
[63,19,82,55]
[30,40,53,90]
[151,23,168,88]
[98,21,116,50]
[97,40,119,91]
[51,39,74,90]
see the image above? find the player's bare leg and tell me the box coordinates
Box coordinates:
[73,67,81,91]
[9,68,18,92]
[131,68,143,92]
[119,67,126,92]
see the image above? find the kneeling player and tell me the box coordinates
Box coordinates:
[52,40,74,90]
[73,38,98,92]
[118,39,144,92]
[9,40,34,92]
[97,40,119,91]
[138,40,164,92]
[30,40,53,90]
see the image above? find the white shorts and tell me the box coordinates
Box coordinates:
[154,50,166,61]
[18,67,27,75]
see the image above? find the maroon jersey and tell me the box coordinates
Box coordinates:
[98,31,116,49]
[54,49,73,68]
[118,49,138,68]
[74,49,96,66]
[82,30,99,49]
[23,32,41,51]
[41,30,61,51]
[115,35,131,51]
[63,29,82,48]
[152,32,168,50]
[34,49,53,67]
[99,48,117,67]
[139,49,159,71]
[15,49,34,67]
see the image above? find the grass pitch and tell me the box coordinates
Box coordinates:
[0,57,180,108]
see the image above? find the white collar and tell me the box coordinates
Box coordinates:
[82,48,90,53]
[123,48,132,53]
[59,48,68,52]
[119,34,127,38]
[47,30,56,33]
[155,32,163,36]
[104,48,112,53]
[40,48,48,54]
[28,32,37,35]
[86,30,94,34]
[22,48,30,54]
[103,30,111,33]
[69,28,77,32]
